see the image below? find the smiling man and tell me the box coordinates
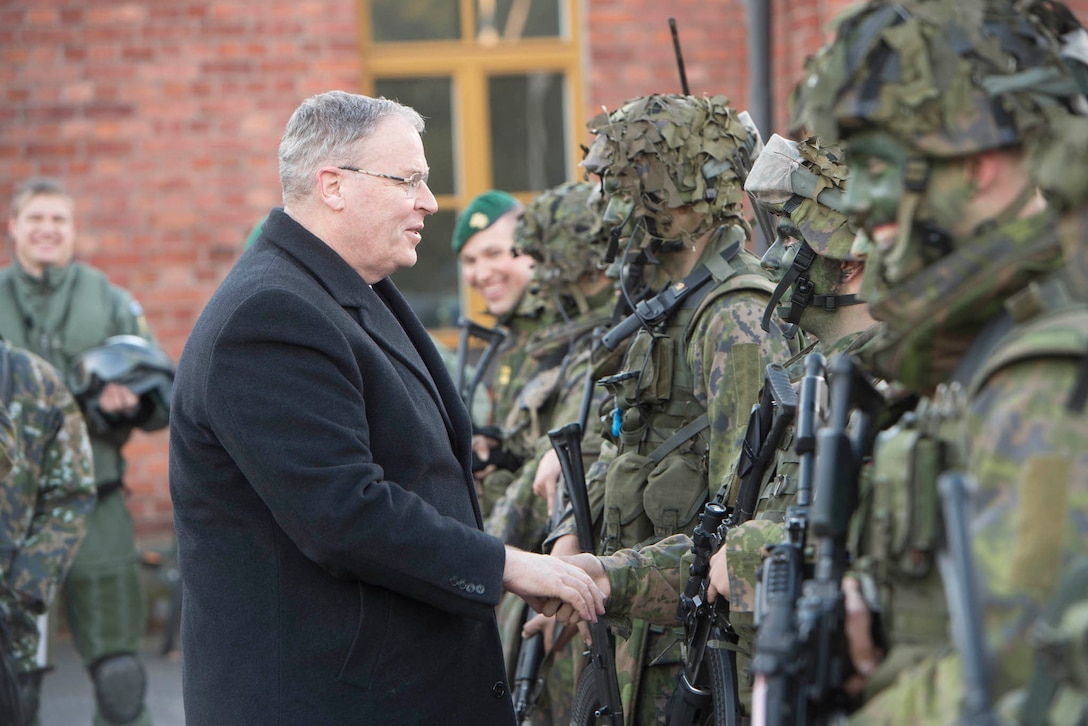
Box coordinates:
[169,91,605,726]
[2,177,169,726]
[453,190,546,516]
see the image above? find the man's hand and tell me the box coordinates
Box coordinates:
[471,433,499,482]
[706,545,730,603]
[97,382,140,416]
[843,575,883,697]
[532,448,561,511]
[503,546,605,625]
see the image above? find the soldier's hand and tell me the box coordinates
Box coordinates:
[843,576,883,697]
[471,434,499,482]
[532,448,561,511]
[503,546,605,624]
[97,382,140,416]
[522,611,583,655]
[557,553,610,603]
[706,546,730,603]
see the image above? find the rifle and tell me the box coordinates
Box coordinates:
[750,352,824,725]
[455,316,508,421]
[730,363,799,526]
[511,329,604,724]
[549,421,624,725]
[936,471,1001,726]
[752,353,884,725]
[666,362,797,726]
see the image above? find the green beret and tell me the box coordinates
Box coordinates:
[451,190,520,253]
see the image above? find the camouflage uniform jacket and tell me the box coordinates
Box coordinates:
[556,228,795,557]
[477,302,548,518]
[485,285,617,551]
[596,330,878,639]
[0,261,169,489]
[0,340,95,671]
[848,214,1088,723]
[566,229,794,725]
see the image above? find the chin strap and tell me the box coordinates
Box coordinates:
[761,241,865,339]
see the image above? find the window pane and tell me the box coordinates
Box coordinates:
[488,73,567,192]
[370,0,460,42]
[478,0,562,41]
[375,78,455,197]
[392,209,460,329]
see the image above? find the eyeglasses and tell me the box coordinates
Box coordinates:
[338,167,430,198]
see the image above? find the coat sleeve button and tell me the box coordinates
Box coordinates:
[492,681,506,698]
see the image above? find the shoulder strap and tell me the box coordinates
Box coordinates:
[964,305,1088,399]
[0,344,12,408]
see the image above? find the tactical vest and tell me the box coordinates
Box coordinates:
[852,295,1088,698]
[597,236,777,555]
[0,263,138,488]
[0,263,118,377]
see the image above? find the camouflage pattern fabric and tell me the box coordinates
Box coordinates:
[515,181,609,303]
[790,0,1082,159]
[485,285,615,551]
[583,94,757,250]
[848,330,1088,723]
[0,342,95,673]
[780,2,1088,720]
[477,308,548,519]
[743,134,857,260]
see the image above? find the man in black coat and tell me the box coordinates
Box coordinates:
[168,90,605,726]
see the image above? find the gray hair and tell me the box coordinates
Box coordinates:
[278,91,425,205]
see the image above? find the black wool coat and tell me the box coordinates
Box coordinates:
[169,208,515,725]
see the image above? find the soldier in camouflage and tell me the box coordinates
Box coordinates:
[0,339,95,725]
[453,190,547,517]
[3,177,170,726]
[781,0,1088,721]
[487,180,618,726]
[544,94,796,725]
[556,133,884,717]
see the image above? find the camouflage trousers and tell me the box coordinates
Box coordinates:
[614,619,685,726]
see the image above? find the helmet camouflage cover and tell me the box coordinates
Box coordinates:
[515,180,609,297]
[790,0,1087,158]
[744,134,859,260]
[581,94,757,234]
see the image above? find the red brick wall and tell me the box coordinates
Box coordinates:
[1,0,360,537]
[2,0,1086,541]
[583,0,1088,133]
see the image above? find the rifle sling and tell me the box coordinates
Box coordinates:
[648,413,709,465]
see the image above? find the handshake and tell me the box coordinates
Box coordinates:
[501,547,609,626]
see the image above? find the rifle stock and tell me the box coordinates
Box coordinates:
[548,422,624,725]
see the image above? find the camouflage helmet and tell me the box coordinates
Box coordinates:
[744,134,858,261]
[790,0,1087,158]
[515,181,609,297]
[581,94,758,235]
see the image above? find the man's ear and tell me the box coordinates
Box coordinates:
[966,149,1003,194]
[317,168,346,211]
[840,259,865,285]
